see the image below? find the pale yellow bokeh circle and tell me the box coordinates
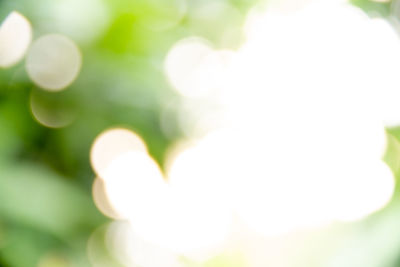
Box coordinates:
[0,11,32,68]
[26,34,82,91]
[90,128,148,178]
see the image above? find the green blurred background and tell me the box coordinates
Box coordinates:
[1,0,400,266]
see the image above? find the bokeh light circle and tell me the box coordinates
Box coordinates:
[90,128,148,179]
[92,177,123,220]
[29,89,76,128]
[164,37,214,98]
[0,11,32,68]
[26,34,82,91]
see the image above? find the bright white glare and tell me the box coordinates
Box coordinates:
[162,0,398,237]
[102,150,231,257]
[167,131,239,206]
[26,34,82,91]
[90,128,231,258]
[92,178,123,220]
[106,221,182,267]
[47,0,110,44]
[29,91,75,128]
[326,160,395,222]
[90,128,147,179]
[235,1,398,232]
[225,0,398,234]
[0,11,32,68]
[101,151,166,220]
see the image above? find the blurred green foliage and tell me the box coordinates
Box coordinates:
[2,0,400,266]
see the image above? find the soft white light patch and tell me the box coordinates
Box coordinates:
[106,221,182,267]
[165,37,234,99]
[47,0,110,44]
[188,0,243,46]
[87,224,120,267]
[0,11,32,68]
[164,37,215,98]
[26,34,82,91]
